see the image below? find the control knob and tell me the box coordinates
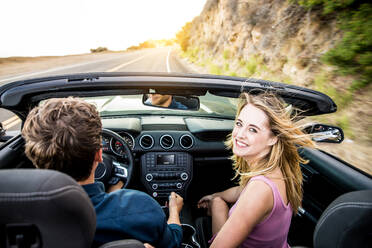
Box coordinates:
[145,173,153,182]
[180,172,188,181]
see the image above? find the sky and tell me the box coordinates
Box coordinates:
[0,0,206,57]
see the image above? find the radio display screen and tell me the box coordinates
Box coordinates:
[157,154,175,165]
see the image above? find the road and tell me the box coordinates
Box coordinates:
[0,47,194,132]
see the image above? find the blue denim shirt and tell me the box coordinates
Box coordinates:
[83,182,182,247]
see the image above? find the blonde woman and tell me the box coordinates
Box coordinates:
[197,92,315,248]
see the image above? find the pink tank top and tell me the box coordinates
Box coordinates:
[228,175,292,248]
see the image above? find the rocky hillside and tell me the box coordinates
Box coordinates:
[188,0,342,85]
[177,0,372,174]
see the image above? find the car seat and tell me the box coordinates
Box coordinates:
[195,190,372,248]
[0,169,145,248]
[311,189,372,248]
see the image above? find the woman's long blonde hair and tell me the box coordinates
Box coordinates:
[225,91,315,214]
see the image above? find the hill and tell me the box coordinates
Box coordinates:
[176,0,372,174]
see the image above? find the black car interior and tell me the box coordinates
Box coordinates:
[0,169,147,248]
[1,116,372,247]
[1,74,372,247]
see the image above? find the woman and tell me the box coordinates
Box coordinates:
[197,92,314,248]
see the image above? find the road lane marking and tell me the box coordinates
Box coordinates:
[0,57,122,84]
[200,103,213,113]
[107,53,150,72]
[2,116,19,126]
[166,48,172,73]
[2,116,21,130]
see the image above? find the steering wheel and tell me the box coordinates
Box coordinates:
[94,128,134,189]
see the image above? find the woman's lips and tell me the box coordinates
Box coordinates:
[235,139,248,148]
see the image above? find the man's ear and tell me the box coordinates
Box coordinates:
[94,148,103,163]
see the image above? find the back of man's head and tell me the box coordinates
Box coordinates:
[22,97,102,181]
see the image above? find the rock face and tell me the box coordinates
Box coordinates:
[187,0,341,86]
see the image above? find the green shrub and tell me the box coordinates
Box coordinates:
[336,114,354,139]
[209,63,222,75]
[90,47,108,53]
[314,71,353,108]
[293,1,372,90]
[223,50,231,60]
[176,22,192,52]
[322,4,372,90]
[294,0,356,14]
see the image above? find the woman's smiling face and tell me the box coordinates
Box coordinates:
[232,104,277,162]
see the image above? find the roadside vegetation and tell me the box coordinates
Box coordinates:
[175,0,372,174]
[293,0,372,92]
[90,47,109,53]
[176,0,371,140]
[126,39,174,51]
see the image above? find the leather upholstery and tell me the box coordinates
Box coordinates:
[0,169,96,248]
[313,190,372,248]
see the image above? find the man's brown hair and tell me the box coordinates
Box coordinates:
[22,97,102,181]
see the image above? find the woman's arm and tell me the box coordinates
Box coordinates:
[210,180,274,248]
[215,186,243,203]
[197,185,242,209]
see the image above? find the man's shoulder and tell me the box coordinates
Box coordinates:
[115,188,160,208]
[120,188,153,200]
[111,189,165,220]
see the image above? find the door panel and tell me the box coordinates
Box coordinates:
[288,148,372,246]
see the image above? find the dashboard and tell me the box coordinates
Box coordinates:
[102,132,135,156]
[101,115,234,153]
[101,115,234,203]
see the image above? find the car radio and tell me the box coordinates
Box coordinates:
[140,152,193,202]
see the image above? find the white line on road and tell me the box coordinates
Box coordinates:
[0,57,121,84]
[200,103,213,113]
[166,48,172,73]
[107,53,151,72]
[2,116,21,130]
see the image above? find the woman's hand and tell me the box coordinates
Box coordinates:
[197,194,215,215]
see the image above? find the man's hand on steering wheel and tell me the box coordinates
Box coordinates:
[106,181,124,193]
[94,128,134,189]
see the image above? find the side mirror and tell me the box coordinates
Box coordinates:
[0,123,5,138]
[0,123,19,142]
[142,94,200,111]
[303,123,344,143]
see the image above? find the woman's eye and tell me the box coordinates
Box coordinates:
[235,121,242,127]
[249,128,257,133]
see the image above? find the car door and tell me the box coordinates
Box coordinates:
[288,147,372,246]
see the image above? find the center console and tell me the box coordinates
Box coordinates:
[141,152,193,203]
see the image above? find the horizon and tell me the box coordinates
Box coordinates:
[0,0,206,58]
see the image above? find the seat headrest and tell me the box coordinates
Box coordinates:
[0,169,96,248]
[314,190,372,248]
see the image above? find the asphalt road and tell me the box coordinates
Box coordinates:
[0,47,194,132]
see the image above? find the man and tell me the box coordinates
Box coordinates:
[146,94,187,109]
[22,97,183,247]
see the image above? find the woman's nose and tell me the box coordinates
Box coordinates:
[235,128,246,138]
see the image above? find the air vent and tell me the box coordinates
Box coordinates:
[180,134,194,149]
[139,134,154,149]
[160,134,174,149]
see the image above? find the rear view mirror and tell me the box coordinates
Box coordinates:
[304,123,344,143]
[142,94,200,111]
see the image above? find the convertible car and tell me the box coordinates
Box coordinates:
[0,72,371,248]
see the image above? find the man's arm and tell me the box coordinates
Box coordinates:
[106,181,124,193]
[167,192,183,225]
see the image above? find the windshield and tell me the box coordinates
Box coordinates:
[84,93,238,119]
